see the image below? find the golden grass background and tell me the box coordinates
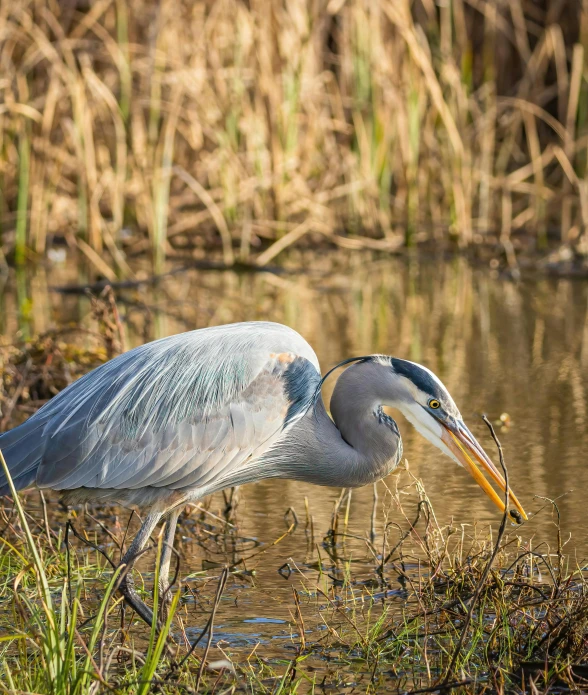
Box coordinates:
[1,0,587,276]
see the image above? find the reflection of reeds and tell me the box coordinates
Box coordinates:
[0,1,586,272]
[1,255,588,689]
[3,255,588,537]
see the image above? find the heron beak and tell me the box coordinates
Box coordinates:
[440,420,527,524]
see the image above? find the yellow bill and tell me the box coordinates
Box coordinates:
[440,422,527,524]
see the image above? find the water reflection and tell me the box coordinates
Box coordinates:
[0,255,588,664]
[2,255,588,655]
[2,256,588,546]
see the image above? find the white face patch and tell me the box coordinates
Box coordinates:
[393,375,435,409]
[392,360,462,419]
[376,357,464,466]
[400,401,442,437]
[397,402,464,468]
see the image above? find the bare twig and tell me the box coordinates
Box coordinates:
[170,567,229,678]
[442,414,510,683]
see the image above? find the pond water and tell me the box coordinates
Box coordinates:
[1,253,588,682]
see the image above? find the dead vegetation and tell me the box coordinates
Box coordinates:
[0,286,121,428]
[1,1,587,275]
[1,450,588,694]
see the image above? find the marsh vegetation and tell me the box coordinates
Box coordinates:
[1,440,588,694]
[2,2,588,691]
[1,262,588,693]
[1,1,587,275]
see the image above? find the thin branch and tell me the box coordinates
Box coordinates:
[169,567,229,673]
[442,414,510,684]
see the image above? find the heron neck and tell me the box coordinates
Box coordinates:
[330,359,402,463]
[267,388,401,489]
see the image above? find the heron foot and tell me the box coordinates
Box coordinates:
[118,568,158,629]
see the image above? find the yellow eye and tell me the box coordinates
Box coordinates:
[428,399,440,409]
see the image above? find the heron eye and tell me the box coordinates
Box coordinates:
[428,399,440,409]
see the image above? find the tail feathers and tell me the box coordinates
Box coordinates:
[0,470,38,496]
[0,417,48,494]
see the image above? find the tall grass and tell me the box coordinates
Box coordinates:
[0,447,122,694]
[2,443,588,693]
[0,446,200,694]
[0,0,587,274]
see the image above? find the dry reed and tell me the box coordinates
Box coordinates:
[0,0,587,275]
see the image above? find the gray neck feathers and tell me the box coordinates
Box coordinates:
[263,359,402,488]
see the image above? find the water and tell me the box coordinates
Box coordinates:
[2,254,588,671]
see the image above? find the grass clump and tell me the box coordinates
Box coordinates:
[307,493,588,693]
[0,458,587,693]
[0,1,587,273]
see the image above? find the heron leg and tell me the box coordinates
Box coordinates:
[157,507,182,619]
[118,510,163,627]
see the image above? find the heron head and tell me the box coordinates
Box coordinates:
[381,356,527,524]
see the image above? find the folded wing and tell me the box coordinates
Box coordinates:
[0,322,321,497]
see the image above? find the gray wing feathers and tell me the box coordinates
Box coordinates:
[0,417,49,490]
[0,322,320,495]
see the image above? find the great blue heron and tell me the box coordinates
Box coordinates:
[0,321,526,626]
